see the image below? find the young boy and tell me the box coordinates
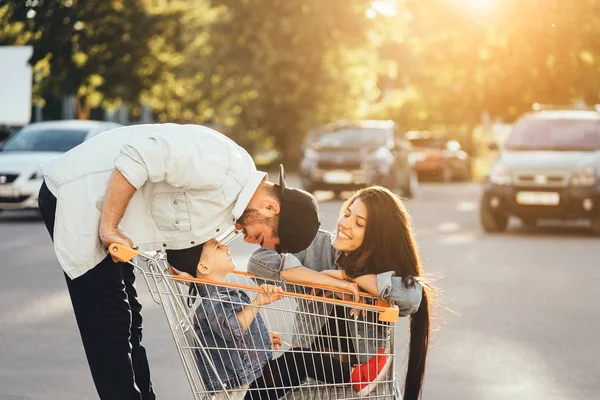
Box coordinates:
[167,239,392,399]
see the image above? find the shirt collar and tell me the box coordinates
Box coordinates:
[232,170,267,219]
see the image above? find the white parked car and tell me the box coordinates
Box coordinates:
[0,120,121,211]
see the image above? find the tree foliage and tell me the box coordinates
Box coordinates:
[1,0,181,117]
[2,0,600,158]
[145,0,380,159]
[396,0,600,125]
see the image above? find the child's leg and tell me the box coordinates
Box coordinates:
[310,305,356,363]
[244,348,351,400]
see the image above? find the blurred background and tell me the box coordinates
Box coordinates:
[1,1,599,399]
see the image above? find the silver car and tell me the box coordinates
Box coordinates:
[0,120,121,211]
[480,107,600,234]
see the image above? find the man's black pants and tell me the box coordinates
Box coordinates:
[38,181,156,400]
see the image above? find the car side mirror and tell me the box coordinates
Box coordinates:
[488,142,499,151]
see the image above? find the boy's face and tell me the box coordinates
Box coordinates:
[199,239,236,275]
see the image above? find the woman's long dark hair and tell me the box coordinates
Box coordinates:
[336,186,431,400]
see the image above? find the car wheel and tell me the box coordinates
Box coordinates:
[301,179,315,194]
[441,166,453,183]
[520,218,537,228]
[480,204,508,233]
[463,163,472,182]
[591,218,600,236]
[402,170,418,199]
[383,167,401,194]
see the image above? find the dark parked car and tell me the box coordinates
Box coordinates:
[299,120,418,198]
[480,107,600,234]
[408,131,471,182]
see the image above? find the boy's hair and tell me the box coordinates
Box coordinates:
[166,243,204,277]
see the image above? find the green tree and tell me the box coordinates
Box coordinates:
[1,0,182,118]
[146,0,380,161]
[397,0,600,124]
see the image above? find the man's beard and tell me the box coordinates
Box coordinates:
[237,208,279,237]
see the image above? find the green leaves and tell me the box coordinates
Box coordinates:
[3,0,599,157]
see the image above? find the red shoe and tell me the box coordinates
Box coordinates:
[349,348,392,396]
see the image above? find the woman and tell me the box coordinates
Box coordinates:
[248,186,431,400]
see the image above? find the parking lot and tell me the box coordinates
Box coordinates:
[1,180,598,400]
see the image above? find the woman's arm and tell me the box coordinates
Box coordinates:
[281,266,360,300]
[350,274,379,297]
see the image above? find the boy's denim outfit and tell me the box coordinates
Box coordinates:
[248,229,423,364]
[193,283,352,399]
[194,284,272,392]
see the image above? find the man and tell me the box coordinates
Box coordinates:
[37,123,320,400]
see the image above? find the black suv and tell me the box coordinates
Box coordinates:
[480,106,600,234]
[299,120,418,197]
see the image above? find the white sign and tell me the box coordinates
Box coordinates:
[323,171,354,184]
[516,191,560,206]
[0,185,21,198]
[0,46,33,125]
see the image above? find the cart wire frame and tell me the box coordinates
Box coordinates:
[110,243,403,399]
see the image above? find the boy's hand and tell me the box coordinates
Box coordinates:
[269,331,283,350]
[254,284,284,306]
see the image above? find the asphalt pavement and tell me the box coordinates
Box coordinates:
[0,180,598,400]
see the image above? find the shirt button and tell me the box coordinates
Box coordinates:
[175,219,180,224]
[216,228,220,232]
[191,241,195,245]
[173,200,178,205]
[162,244,167,247]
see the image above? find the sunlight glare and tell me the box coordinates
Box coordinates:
[460,0,497,12]
[372,0,398,17]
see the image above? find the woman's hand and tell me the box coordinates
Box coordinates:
[254,284,284,306]
[329,278,360,302]
[269,331,283,350]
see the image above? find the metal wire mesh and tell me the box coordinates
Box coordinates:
[129,250,400,400]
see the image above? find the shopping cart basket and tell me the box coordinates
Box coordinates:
[110,244,402,400]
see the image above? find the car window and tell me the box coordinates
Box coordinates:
[85,124,120,140]
[2,128,88,152]
[505,118,600,151]
[311,128,388,148]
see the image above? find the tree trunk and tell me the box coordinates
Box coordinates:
[75,95,91,120]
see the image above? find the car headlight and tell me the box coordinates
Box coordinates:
[571,167,596,187]
[29,171,43,180]
[370,146,393,167]
[489,165,512,185]
[304,148,317,160]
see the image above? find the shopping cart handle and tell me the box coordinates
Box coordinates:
[379,306,400,323]
[109,243,141,262]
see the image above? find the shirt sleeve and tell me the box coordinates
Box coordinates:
[196,296,245,343]
[114,130,230,190]
[376,271,423,317]
[247,248,286,280]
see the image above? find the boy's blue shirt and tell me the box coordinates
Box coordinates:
[194,283,272,392]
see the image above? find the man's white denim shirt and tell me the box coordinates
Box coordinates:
[41,123,266,279]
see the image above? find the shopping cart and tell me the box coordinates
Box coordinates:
[110,243,402,400]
